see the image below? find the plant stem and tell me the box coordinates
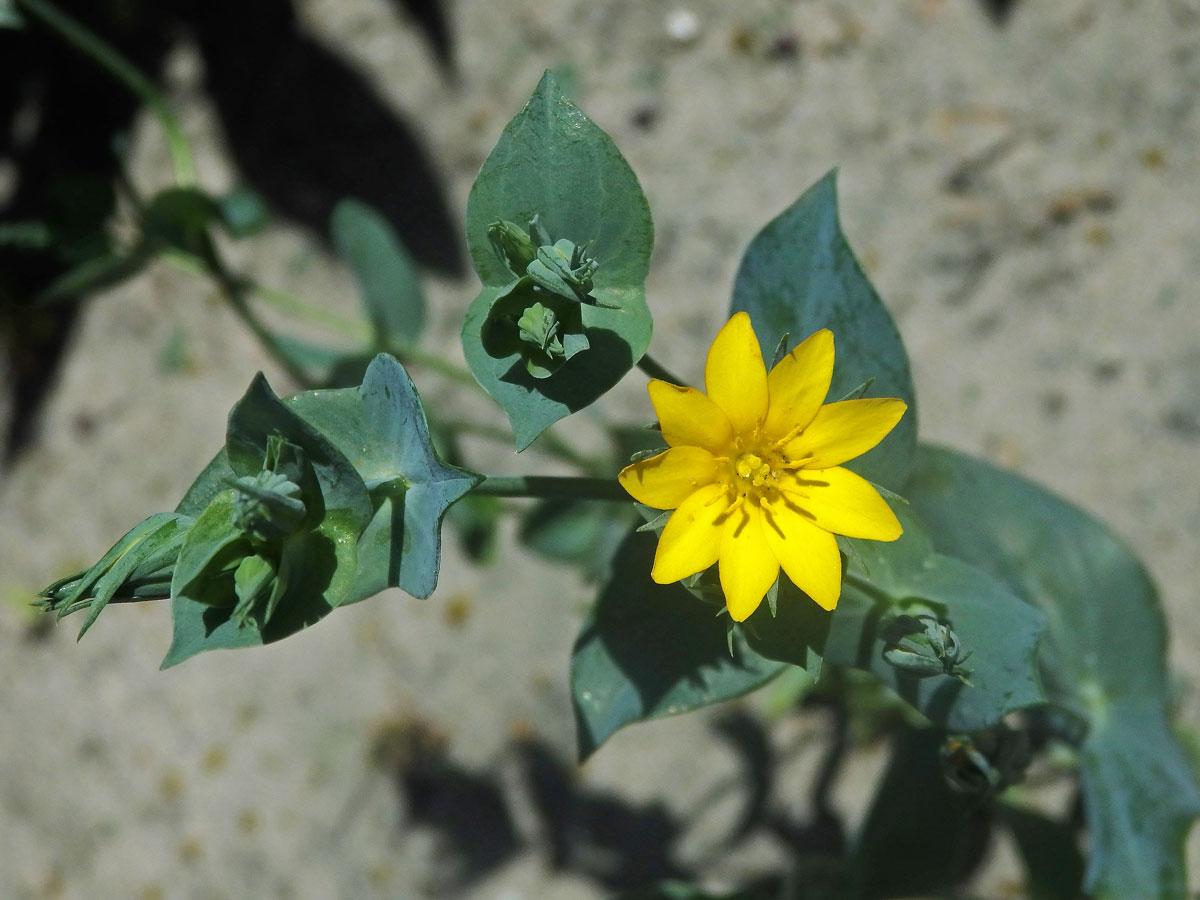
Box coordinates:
[209,267,319,388]
[243,277,482,389]
[637,352,684,385]
[247,280,372,344]
[17,0,197,186]
[473,475,628,501]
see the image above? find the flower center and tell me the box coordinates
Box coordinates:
[732,448,781,500]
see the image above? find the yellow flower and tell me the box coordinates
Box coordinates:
[619,312,906,621]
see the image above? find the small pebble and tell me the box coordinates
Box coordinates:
[665,8,701,45]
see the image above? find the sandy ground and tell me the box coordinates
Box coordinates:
[3,0,1200,897]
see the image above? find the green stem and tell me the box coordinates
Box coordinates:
[17,0,196,186]
[394,346,482,390]
[473,475,628,501]
[210,267,319,388]
[245,279,481,389]
[637,352,684,386]
[247,281,371,344]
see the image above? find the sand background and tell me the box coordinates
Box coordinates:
[3,1,1199,896]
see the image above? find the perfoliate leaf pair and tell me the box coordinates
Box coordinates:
[463,71,654,450]
[41,355,479,669]
[171,433,324,631]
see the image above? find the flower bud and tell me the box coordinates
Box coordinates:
[881,611,974,684]
[487,219,538,275]
[231,471,307,543]
[526,238,600,302]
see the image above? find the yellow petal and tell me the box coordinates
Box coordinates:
[651,482,731,584]
[704,312,768,436]
[777,466,902,541]
[648,380,734,454]
[718,502,780,622]
[760,499,843,610]
[763,329,834,443]
[619,446,721,510]
[783,398,907,469]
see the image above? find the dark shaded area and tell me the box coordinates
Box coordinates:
[849,728,993,899]
[512,734,686,890]
[977,0,1021,26]
[371,704,1050,898]
[387,0,454,74]
[389,723,522,890]
[707,703,847,890]
[374,719,686,894]
[180,0,462,274]
[0,0,458,463]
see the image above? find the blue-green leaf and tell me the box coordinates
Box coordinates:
[729,171,916,487]
[463,71,654,450]
[331,198,425,350]
[572,529,785,759]
[905,444,1200,899]
[999,803,1085,900]
[288,353,482,602]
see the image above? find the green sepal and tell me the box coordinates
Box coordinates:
[171,491,249,609]
[224,372,373,530]
[230,469,307,543]
[463,71,654,450]
[526,238,601,303]
[481,284,590,379]
[880,611,974,684]
[228,434,310,542]
[162,512,359,667]
[487,219,539,274]
[232,552,281,627]
[38,511,192,638]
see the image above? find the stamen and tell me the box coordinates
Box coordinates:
[772,422,809,447]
